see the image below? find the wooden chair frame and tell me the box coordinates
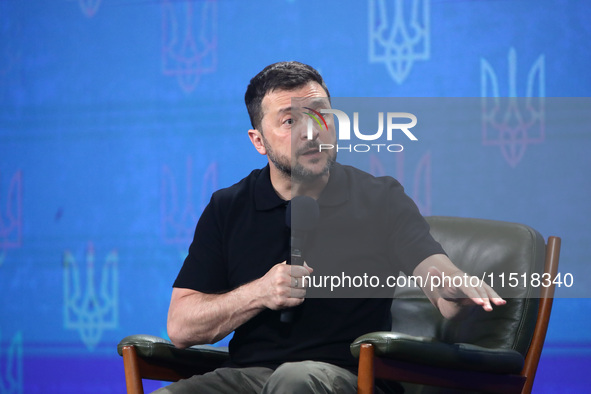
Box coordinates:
[119,339,228,394]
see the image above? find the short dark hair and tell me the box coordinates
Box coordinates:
[244,61,330,131]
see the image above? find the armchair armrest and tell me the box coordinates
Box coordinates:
[117,334,229,378]
[350,331,524,374]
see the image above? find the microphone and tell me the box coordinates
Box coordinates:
[281,195,320,323]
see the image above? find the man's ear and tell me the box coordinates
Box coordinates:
[248,129,267,155]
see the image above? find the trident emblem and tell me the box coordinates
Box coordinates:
[369,0,430,84]
[0,1,19,80]
[161,158,218,245]
[481,47,545,167]
[63,243,118,350]
[77,0,102,18]
[0,329,22,394]
[369,152,431,215]
[162,0,217,92]
[0,170,22,266]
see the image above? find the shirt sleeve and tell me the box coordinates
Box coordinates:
[387,179,446,275]
[173,196,229,293]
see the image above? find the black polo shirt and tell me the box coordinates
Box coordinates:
[174,162,444,369]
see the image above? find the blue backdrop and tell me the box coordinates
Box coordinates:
[1,0,590,392]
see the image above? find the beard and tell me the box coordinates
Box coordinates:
[262,136,336,182]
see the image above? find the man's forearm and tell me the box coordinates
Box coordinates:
[167,262,313,349]
[167,282,265,349]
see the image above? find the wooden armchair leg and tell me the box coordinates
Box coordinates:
[122,345,145,394]
[358,343,375,394]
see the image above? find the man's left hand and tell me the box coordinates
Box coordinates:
[427,266,506,319]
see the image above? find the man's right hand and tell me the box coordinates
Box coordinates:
[256,261,314,310]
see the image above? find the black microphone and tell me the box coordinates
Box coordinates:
[281,195,320,323]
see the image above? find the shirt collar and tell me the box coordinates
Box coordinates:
[254,165,287,211]
[254,162,349,210]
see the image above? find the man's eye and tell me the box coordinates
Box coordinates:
[283,118,294,125]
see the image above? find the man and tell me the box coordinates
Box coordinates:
[161,61,504,393]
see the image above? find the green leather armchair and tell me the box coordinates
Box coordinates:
[118,216,560,394]
[352,216,560,393]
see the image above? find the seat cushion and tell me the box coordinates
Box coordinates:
[350,331,524,374]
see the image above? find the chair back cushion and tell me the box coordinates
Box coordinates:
[391,216,546,356]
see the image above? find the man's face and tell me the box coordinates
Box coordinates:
[257,82,336,182]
